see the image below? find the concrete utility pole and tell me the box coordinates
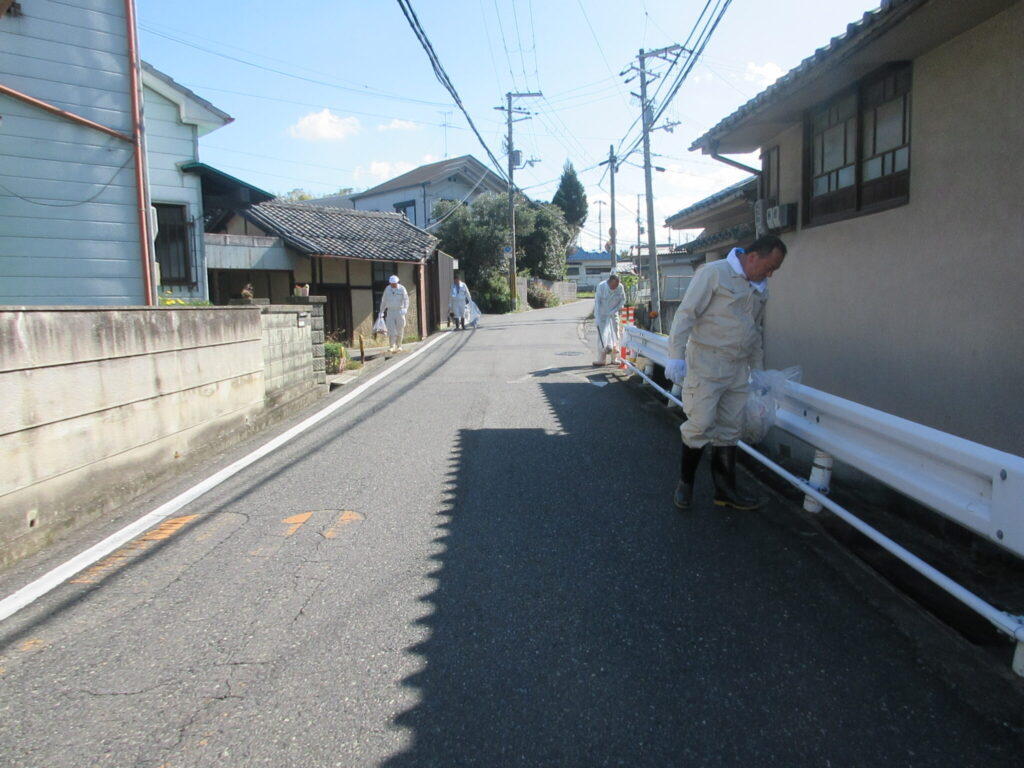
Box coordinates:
[599,144,618,272]
[595,200,606,253]
[637,45,682,333]
[496,91,542,312]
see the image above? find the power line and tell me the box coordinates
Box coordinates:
[574,0,632,112]
[139,24,452,109]
[396,0,508,180]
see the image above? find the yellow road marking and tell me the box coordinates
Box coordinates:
[69,514,200,584]
[281,512,314,537]
[323,510,364,538]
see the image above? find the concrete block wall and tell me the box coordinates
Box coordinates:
[0,304,326,570]
[261,305,320,410]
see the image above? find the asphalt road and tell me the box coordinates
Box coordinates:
[0,301,1020,767]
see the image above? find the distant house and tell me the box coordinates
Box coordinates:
[208,202,444,342]
[311,155,506,229]
[140,62,232,303]
[565,248,637,291]
[664,176,757,266]
[687,0,1024,455]
[660,177,758,325]
[0,0,150,305]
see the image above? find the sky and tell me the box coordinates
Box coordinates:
[136,0,879,251]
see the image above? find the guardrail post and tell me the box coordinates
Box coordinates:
[669,382,682,409]
[803,450,834,513]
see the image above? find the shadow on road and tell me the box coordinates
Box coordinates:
[383,379,1023,765]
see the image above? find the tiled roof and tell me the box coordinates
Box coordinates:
[665,176,757,228]
[679,222,756,254]
[691,0,926,153]
[348,155,505,199]
[242,203,438,262]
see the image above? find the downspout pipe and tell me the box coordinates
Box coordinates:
[124,0,154,305]
[0,85,133,142]
[417,255,428,339]
[708,140,762,177]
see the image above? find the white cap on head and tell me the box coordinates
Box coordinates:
[388,275,399,284]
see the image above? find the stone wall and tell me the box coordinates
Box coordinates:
[0,304,327,570]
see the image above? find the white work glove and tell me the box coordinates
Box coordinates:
[664,358,687,384]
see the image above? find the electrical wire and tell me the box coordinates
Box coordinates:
[139,24,452,108]
[396,0,508,181]
[0,150,135,207]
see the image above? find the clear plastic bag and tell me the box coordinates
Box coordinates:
[741,365,802,444]
[595,314,619,353]
[468,301,481,327]
[372,315,387,335]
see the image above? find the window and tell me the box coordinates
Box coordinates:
[566,267,580,276]
[372,261,398,315]
[153,204,193,285]
[585,267,605,275]
[805,64,911,225]
[394,200,416,225]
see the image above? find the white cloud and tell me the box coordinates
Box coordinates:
[288,109,361,142]
[744,62,785,89]
[353,160,417,182]
[376,118,420,132]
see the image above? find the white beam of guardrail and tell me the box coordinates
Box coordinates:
[620,325,1024,670]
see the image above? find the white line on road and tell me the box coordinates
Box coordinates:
[0,334,452,623]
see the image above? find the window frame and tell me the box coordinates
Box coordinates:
[393,199,416,226]
[803,62,912,228]
[153,203,195,286]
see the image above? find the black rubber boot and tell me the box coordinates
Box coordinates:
[673,444,705,509]
[711,445,761,510]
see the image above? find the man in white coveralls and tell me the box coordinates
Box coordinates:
[592,272,626,366]
[449,273,472,330]
[665,235,787,510]
[378,275,410,353]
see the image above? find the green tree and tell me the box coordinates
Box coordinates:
[551,161,588,231]
[519,202,573,280]
[435,192,573,311]
[278,188,315,202]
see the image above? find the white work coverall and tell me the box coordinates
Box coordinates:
[667,255,766,448]
[379,283,409,347]
[449,282,472,326]
[593,278,626,364]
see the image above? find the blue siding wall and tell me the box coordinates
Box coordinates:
[0,0,145,306]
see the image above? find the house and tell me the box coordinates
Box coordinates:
[660,176,758,325]
[311,155,506,229]
[207,201,446,343]
[688,0,1024,455]
[140,62,233,303]
[664,175,758,267]
[566,247,637,291]
[0,0,150,305]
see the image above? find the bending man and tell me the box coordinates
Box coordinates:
[593,272,626,366]
[665,236,787,510]
[378,274,409,353]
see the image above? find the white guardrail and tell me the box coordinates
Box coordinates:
[620,324,1024,674]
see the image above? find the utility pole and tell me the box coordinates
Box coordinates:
[638,46,682,333]
[496,91,542,312]
[438,111,453,158]
[595,200,606,254]
[636,193,642,274]
[599,145,618,271]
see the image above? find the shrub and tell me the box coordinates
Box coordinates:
[324,341,344,375]
[476,272,511,313]
[527,283,560,309]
